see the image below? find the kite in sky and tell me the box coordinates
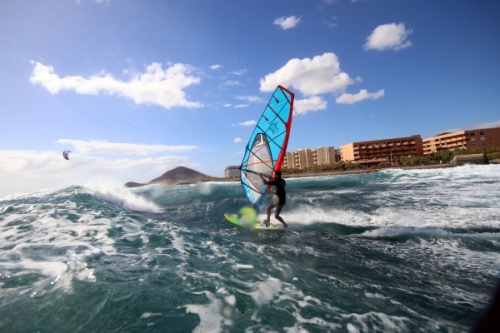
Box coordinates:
[62,150,71,160]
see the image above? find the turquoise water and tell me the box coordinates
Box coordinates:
[1,165,499,332]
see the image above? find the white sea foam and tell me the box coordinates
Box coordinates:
[272,282,343,332]
[185,291,229,333]
[87,181,163,213]
[361,226,450,238]
[0,190,127,294]
[285,165,500,231]
[248,277,282,306]
[365,292,389,299]
[344,311,410,332]
[140,312,162,319]
[170,229,186,255]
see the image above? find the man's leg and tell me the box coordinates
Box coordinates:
[275,205,287,228]
[265,205,272,226]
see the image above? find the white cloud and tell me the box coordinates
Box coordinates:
[229,69,247,76]
[234,120,257,127]
[223,103,248,108]
[77,0,109,4]
[260,52,354,96]
[210,64,223,70]
[235,95,264,103]
[30,61,202,109]
[0,150,191,197]
[58,139,198,155]
[324,16,338,28]
[294,96,328,115]
[222,80,241,87]
[336,89,385,104]
[223,95,263,110]
[273,16,301,30]
[260,52,385,109]
[364,23,413,51]
[234,138,242,143]
[470,119,500,130]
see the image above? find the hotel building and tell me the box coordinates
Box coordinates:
[340,135,423,165]
[423,127,500,155]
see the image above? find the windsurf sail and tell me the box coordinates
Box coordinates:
[63,150,71,160]
[239,85,294,206]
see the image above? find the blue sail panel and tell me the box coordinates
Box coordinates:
[240,85,294,205]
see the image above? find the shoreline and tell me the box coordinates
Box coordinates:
[205,164,456,183]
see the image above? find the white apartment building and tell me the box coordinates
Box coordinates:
[284,146,336,169]
[224,165,240,178]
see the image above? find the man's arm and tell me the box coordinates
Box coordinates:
[259,173,269,185]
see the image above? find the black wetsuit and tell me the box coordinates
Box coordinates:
[269,178,286,206]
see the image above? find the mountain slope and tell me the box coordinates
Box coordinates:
[125,166,214,188]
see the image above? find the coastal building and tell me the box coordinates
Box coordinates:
[340,135,423,165]
[335,148,342,162]
[226,127,500,174]
[315,146,336,165]
[283,149,312,169]
[283,151,294,169]
[296,149,314,169]
[283,146,336,169]
[224,165,240,178]
[423,127,500,155]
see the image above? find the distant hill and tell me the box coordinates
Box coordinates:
[125,166,218,188]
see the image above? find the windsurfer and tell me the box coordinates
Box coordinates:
[260,171,288,228]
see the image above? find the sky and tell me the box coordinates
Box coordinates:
[1,0,500,197]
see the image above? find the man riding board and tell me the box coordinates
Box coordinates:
[260,171,288,228]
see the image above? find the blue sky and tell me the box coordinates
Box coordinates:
[1,0,500,196]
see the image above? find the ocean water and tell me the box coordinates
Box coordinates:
[1,165,499,333]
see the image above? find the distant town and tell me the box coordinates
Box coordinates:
[225,126,500,177]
